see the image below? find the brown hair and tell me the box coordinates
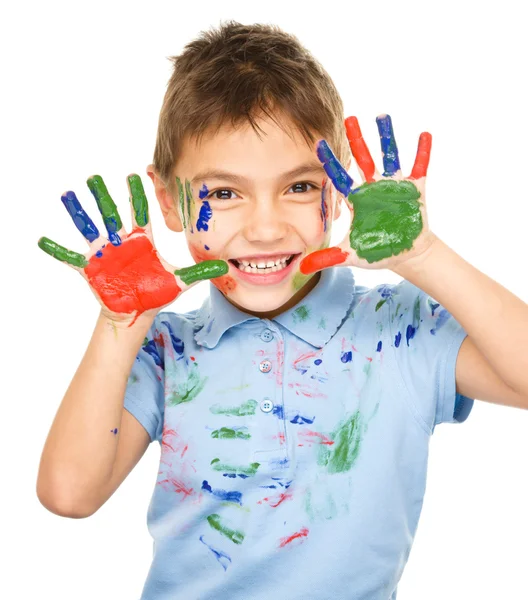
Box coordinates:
[153,20,350,193]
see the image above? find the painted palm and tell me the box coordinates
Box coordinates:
[38,174,227,325]
[301,115,436,274]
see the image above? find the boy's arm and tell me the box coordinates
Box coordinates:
[394,236,528,408]
[36,311,154,518]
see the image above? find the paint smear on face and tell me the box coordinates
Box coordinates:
[209,399,258,416]
[185,179,195,233]
[189,244,237,295]
[176,176,186,229]
[320,179,327,233]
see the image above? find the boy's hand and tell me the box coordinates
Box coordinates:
[38,174,228,327]
[300,114,439,274]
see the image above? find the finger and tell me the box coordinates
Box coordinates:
[344,117,377,182]
[299,246,349,275]
[60,191,100,244]
[376,114,401,177]
[409,132,432,180]
[38,236,88,269]
[87,175,124,246]
[174,260,229,286]
[316,140,353,196]
[127,174,150,228]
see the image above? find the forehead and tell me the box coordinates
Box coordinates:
[175,114,323,179]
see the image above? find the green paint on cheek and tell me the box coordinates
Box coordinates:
[211,427,251,440]
[349,179,423,263]
[207,514,245,544]
[292,270,311,291]
[210,399,258,416]
[293,305,310,323]
[176,176,186,229]
[185,179,194,230]
[318,411,364,473]
[38,237,88,268]
[210,458,260,476]
[174,260,228,284]
[167,368,207,406]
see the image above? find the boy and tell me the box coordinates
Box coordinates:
[36,21,528,600]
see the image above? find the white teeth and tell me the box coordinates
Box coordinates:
[242,260,249,266]
[234,255,294,274]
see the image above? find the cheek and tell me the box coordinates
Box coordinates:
[188,242,238,295]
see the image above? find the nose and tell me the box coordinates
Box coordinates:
[242,197,290,244]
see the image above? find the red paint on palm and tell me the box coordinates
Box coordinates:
[345,116,376,182]
[300,247,349,275]
[189,244,237,294]
[84,232,181,315]
[409,132,432,179]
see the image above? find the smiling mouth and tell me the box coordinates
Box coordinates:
[229,253,300,274]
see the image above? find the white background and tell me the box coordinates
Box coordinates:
[2,1,528,598]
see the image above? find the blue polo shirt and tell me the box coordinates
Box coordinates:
[124,266,474,600]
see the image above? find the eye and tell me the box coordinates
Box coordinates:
[289,182,316,194]
[207,189,239,201]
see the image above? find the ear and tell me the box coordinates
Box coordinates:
[146,165,183,233]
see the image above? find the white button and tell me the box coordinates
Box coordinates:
[259,360,272,373]
[260,399,274,413]
[260,329,273,342]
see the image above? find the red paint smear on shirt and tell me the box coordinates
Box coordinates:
[293,351,319,368]
[276,339,284,386]
[300,247,348,275]
[258,492,293,508]
[85,233,181,319]
[279,527,309,548]
[297,430,334,446]
[287,382,327,398]
[157,473,194,498]
[189,243,237,295]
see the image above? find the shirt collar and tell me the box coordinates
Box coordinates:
[194,267,356,349]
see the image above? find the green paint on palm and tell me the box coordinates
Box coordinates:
[176,177,186,229]
[87,175,123,232]
[167,369,207,406]
[293,305,310,323]
[349,180,422,263]
[174,260,228,284]
[210,458,260,476]
[318,411,364,473]
[207,514,245,544]
[128,174,149,227]
[210,399,258,416]
[38,237,88,268]
[211,427,250,440]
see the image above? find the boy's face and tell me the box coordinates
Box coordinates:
[150,113,344,317]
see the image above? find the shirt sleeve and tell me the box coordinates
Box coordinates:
[123,319,165,444]
[388,280,475,432]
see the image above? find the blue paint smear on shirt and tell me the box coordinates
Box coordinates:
[314,359,323,365]
[406,324,417,347]
[430,308,451,335]
[269,457,290,470]
[206,317,215,334]
[142,339,164,369]
[272,405,284,419]
[376,340,382,352]
[395,332,402,348]
[202,480,242,505]
[160,320,185,356]
[199,535,232,571]
[290,414,315,425]
[341,351,352,363]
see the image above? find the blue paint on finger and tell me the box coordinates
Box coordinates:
[61,191,100,242]
[376,114,401,176]
[316,140,353,195]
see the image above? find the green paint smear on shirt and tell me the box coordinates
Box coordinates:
[293,305,311,323]
[305,488,338,522]
[318,317,326,330]
[211,427,251,440]
[207,514,245,544]
[176,176,186,229]
[210,399,258,416]
[167,369,207,406]
[318,410,364,473]
[375,298,387,311]
[348,179,423,263]
[210,458,260,476]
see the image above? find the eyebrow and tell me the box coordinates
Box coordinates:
[191,161,325,186]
